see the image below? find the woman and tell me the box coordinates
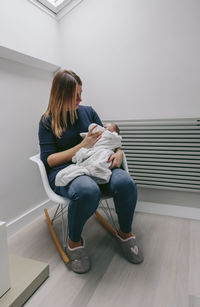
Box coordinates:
[39,70,143,273]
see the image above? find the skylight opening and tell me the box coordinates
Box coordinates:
[37,0,72,13]
[29,0,83,20]
[46,0,67,7]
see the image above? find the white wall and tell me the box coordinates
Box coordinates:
[0,0,60,233]
[59,0,200,120]
[0,0,61,66]
[0,58,52,224]
[59,0,200,208]
[1,0,200,230]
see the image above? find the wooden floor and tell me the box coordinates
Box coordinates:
[8,209,200,307]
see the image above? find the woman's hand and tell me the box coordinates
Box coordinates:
[108,148,123,169]
[81,125,103,149]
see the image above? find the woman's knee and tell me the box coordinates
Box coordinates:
[69,175,101,202]
[110,169,137,195]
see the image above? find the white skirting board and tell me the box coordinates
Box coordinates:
[6,200,56,237]
[136,201,200,220]
[6,199,200,238]
[106,199,200,220]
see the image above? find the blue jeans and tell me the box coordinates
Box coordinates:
[56,168,137,242]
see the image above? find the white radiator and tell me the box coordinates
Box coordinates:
[104,118,200,192]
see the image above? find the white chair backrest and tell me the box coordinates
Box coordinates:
[121,152,129,173]
[30,154,68,205]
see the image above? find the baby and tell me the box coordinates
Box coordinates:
[80,122,119,138]
[93,122,119,133]
[55,122,122,186]
[104,122,120,133]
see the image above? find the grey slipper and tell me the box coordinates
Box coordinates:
[66,239,91,274]
[116,233,144,264]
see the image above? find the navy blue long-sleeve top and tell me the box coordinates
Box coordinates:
[38,105,103,191]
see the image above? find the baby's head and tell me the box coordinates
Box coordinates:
[104,122,120,134]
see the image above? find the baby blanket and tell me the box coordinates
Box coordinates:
[55,125,122,186]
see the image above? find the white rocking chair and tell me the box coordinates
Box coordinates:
[30,153,129,264]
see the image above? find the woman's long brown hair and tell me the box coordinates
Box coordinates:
[43,70,82,138]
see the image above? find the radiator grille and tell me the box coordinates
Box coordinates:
[104,118,200,192]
